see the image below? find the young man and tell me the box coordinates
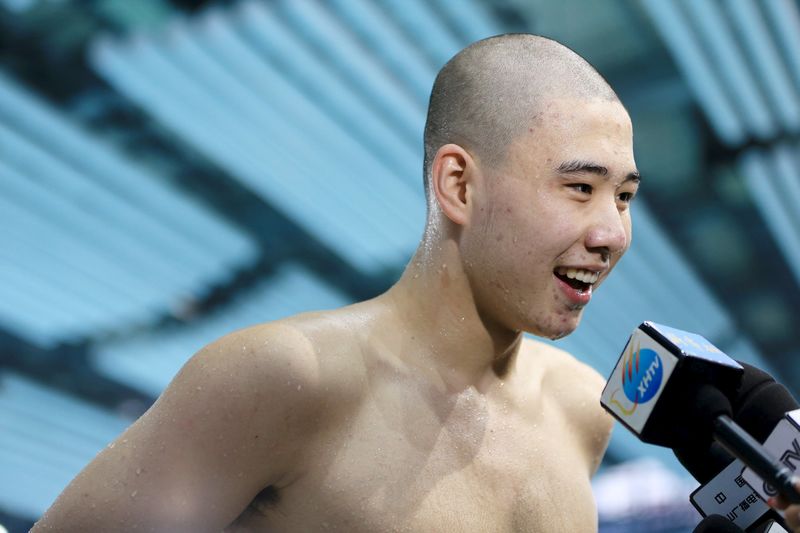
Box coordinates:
[34,33,641,531]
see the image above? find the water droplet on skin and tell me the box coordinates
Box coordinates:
[135,468,141,475]
[297,385,302,391]
[130,490,138,499]
[196,386,202,391]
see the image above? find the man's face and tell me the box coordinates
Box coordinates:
[461,98,639,339]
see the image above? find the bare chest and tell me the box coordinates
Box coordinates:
[231,385,598,532]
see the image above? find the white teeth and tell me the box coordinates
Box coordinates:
[557,267,600,284]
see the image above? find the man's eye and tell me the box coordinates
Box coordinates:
[618,191,637,203]
[570,183,592,194]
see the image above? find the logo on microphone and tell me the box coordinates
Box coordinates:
[611,340,663,415]
[623,345,662,404]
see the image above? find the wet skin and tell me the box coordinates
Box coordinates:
[32,97,636,532]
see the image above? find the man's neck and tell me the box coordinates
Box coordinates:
[380,238,523,393]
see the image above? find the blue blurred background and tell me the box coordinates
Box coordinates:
[1,0,800,531]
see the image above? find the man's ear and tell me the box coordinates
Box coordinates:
[430,143,476,226]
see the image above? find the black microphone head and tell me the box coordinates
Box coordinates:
[733,361,775,410]
[692,514,744,532]
[671,385,735,482]
[641,363,738,449]
[674,441,734,484]
[695,383,734,421]
[734,361,799,442]
[601,322,743,448]
[675,362,799,482]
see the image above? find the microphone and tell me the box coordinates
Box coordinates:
[600,321,742,448]
[731,364,800,504]
[675,362,797,483]
[682,362,797,530]
[733,363,800,442]
[686,386,799,505]
[691,387,799,530]
[690,457,781,531]
[741,409,800,504]
[600,323,800,521]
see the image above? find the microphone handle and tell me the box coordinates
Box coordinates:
[712,415,800,504]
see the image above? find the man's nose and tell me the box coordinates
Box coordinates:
[584,201,629,260]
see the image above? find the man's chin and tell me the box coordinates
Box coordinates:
[548,329,574,340]
[525,320,580,341]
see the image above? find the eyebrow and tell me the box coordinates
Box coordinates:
[556,159,641,183]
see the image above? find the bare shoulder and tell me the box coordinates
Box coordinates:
[176,312,367,436]
[33,311,366,532]
[186,316,356,401]
[520,336,613,474]
[210,307,368,385]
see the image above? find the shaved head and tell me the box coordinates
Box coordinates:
[423,34,620,199]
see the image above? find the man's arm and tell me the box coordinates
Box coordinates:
[32,323,324,532]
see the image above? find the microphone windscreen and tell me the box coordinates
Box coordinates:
[674,441,734,483]
[733,362,775,411]
[695,383,734,423]
[674,363,798,482]
[734,362,799,442]
[692,514,745,532]
[672,385,734,482]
